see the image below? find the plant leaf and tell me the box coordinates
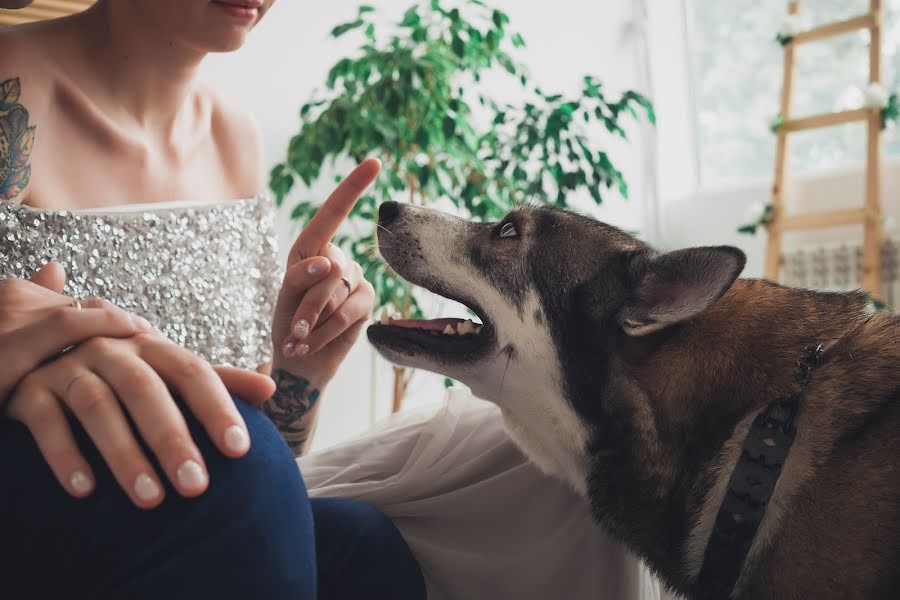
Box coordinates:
[452,35,466,58]
[442,115,456,138]
[331,19,363,38]
[400,7,420,27]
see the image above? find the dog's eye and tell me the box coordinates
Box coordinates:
[499,222,518,239]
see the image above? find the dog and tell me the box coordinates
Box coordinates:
[367,200,900,599]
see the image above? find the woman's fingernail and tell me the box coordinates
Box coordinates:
[224,425,250,454]
[293,319,310,339]
[134,474,161,502]
[282,339,296,358]
[307,260,326,277]
[295,343,310,356]
[176,460,207,491]
[70,470,93,495]
[132,315,153,331]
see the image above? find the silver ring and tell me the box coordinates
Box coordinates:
[341,277,353,295]
[70,298,82,310]
[63,372,89,396]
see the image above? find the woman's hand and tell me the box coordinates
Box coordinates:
[5,330,274,508]
[0,262,144,402]
[2,261,276,508]
[270,159,380,389]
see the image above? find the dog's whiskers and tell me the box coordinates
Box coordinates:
[375,223,393,235]
[353,243,395,257]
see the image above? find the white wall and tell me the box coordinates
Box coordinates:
[199,1,652,450]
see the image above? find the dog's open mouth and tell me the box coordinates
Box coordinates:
[366,284,496,364]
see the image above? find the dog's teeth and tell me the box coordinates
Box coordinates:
[457,320,475,335]
[392,313,402,321]
[474,325,482,334]
[442,324,457,335]
[379,308,390,325]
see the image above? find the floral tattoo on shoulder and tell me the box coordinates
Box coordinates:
[0,77,36,201]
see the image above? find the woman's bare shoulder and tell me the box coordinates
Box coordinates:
[0,25,54,203]
[0,14,92,111]
[0,21,54,94]
[203,84,265,198]
[0,16,63,66]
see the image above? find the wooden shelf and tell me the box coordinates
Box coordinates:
[781,108,873,132]
[791,14,875,45]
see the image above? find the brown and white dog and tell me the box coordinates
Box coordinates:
[367,201,900,599]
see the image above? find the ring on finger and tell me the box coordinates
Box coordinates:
[63,372,90,397]
[340,276,353,295]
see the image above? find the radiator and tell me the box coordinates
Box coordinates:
[781,239,899,309]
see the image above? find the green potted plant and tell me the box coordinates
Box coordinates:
[270,0,654,409]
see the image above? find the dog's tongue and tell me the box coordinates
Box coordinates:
[390,318,465,332]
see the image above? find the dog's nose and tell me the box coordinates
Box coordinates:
[378,201,401,227]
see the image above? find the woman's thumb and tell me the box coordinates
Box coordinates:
[213,366,276,407]
[29,261,67,293]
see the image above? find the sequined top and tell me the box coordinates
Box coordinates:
[0,196,281,369]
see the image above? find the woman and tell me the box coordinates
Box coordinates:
[0,1,424,598]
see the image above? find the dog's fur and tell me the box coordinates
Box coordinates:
[368,202,900,599]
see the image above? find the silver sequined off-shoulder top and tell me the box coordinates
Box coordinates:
[0,196,281,369]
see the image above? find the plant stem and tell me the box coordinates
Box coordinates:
[392,365,408,413]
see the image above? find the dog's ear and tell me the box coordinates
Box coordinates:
[619,246,745,336]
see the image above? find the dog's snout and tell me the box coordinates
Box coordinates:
[378,201,401,227]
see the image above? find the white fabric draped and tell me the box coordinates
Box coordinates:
[300,389,666,600]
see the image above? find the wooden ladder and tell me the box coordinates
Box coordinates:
[765,0,885,299]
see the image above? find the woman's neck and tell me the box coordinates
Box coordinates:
[72,1,206,135]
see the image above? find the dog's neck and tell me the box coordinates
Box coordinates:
[591,280,869,594]
[493,352,593,495]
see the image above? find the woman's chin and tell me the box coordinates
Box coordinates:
[190,30,251,54]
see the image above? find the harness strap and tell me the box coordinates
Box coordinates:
[694,344,822,599]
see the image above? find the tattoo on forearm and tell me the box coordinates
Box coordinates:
[0,77,35,201]
[262,369,321,456]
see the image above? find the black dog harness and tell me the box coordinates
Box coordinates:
[695,344,823,599]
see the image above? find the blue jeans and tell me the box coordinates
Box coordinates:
[0,397,426,600]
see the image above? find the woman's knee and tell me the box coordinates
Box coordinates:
[132,397,316,598]
[210,396,306,495]
[0,397,318,599]
[313,497,426,600]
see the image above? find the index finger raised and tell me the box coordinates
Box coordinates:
[292,158,381,259]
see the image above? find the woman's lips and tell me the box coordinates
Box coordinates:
[211,1,259,20]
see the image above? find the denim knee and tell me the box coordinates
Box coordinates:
[129,397,317,600]
[313,497,426,600]
[0,397,317,600]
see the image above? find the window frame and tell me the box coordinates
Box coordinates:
[681,0,900,190]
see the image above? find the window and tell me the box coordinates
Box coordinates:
[0,0,94,27]
[687,0,900,186]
